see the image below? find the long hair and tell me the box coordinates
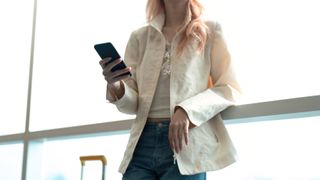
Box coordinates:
[146,0,208,55]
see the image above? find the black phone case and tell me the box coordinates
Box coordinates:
[94,42,131,76]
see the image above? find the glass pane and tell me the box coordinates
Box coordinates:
[202,0,320,103]
[35,116,320,179]
[30,0,320,130]
[40,132,129,180]
[30,0,147,131]
[208,116,320,179]
[0,143,23,180]
[0,0,33,135]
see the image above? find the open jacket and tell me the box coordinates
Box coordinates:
[107,13,241,175]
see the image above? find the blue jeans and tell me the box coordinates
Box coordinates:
[123,121,206,180]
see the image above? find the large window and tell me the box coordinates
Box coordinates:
[1,0,320,180]
[216,116,320,179]
[0,0,33,135]
[37,133,129,180]
[29,0,320,132]
[9,116,320,180]
[29,0,145,131]
[0,143,23,180]
[202,0,320,103]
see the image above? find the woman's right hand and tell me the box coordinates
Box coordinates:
[99,57,131,97]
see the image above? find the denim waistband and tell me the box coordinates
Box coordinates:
[145,120,170,125]
[142,120,170,133]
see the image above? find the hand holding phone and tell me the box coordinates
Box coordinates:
[95,42,132,77]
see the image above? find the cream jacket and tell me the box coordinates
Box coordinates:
[107,13,241,175]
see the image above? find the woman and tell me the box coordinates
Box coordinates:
[99,0,240,179]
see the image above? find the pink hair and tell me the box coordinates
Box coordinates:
[146,0,208,55]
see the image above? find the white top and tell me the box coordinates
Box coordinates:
[148,43,171,118]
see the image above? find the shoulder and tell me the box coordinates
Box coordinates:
[204,20,224,41]
[205,20,222,35]
[129,24,150,40]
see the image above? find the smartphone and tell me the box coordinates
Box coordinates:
[94,42,131,76]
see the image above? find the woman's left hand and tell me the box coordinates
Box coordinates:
[169,107,196,153]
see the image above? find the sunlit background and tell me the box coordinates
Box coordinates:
[1,0,320,179]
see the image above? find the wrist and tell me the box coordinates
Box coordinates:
[174,106,196,128]
[108,81,121,90]
[107,81,124,99]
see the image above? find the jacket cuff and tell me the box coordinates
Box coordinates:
[108,82,138,114]
[176,88,235,127]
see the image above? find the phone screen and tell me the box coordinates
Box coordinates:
[94,42,131,76]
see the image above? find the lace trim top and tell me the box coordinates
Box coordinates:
[148,42,171,118]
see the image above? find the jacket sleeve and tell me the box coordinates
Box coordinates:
[176,22,241,126]
[106,31,139,115]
